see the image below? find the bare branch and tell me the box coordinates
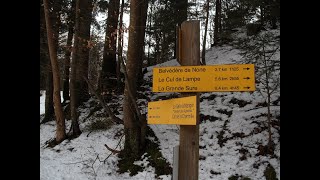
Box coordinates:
[270,81,280,94]
[63,159,91,165]
[118,55,143,126]
[104,134,124,163]
[83,76,123,124]
[266,46,280,62]
[87,131,93,137]
[104,144,121,154]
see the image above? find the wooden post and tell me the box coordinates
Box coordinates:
[178,20,200,180]
[173,145,179,180]
[176,25,182,65]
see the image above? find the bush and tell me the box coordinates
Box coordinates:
[228,175,251,180]
[87,118,112,131]
[264,164,278,180]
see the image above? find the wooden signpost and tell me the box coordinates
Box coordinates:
[148,20,255,180]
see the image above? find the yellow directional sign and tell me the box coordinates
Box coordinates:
[148,96,197,125]
[153,64,255,92]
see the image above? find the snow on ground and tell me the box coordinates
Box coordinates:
[41,28,280,180]
[40,99,170,180]
[40,91,64,115]
[142,27,280,179]
[205,45,243,65]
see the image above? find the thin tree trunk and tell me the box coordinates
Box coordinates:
[43,0,66,143]
[63,31,72,102]
[147,7,152,66]
[263,39,272,151]
[116,0,125,90]
[70,0,86,137]
[63,0,76,102]
[44,68,54,122]
[214,0,221,46]
[260,5,264,26]
[155,29,160,64]
[159,32,166,63]
[266,75,272,150]
[217,0,222,33]
[201,0,210,65]
[137,0,148,86]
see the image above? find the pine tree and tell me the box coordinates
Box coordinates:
[201,0,210,65]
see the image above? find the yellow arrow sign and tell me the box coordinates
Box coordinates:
[148,96,197,125]
[153,64,255,92]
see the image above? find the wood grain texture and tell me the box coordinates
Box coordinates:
[178,20,200,180]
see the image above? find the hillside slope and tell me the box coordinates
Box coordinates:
[40,26,280,180]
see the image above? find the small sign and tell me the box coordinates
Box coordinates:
[148,96,197,125]
[153,64,255,92]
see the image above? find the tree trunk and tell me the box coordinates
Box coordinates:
[43,0,66,143]
[100,0,120,92]
[155,29,160,64]
[138,0,148,147]
[217,0,222,34]
[214,0,221,46]
[160,32,167,63]
[49,0,62,49]
[263,38,273,151]
[123,0,148,159]
[70,0,91,137]
[172,0,188,61]
[116,0,125,91]
[40,0,48,90]
[41,0,53,122]
[76,0,93,105]
[44,68,54,122]
[137,0,148,86]
[147,6,152,66]
[270,1,279,29]
[201,0,210,65]
[42,0,61,123]
[260,5,264,26]
[88,33,100,92]
[175,0,188,26]
[62,0,76,102]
